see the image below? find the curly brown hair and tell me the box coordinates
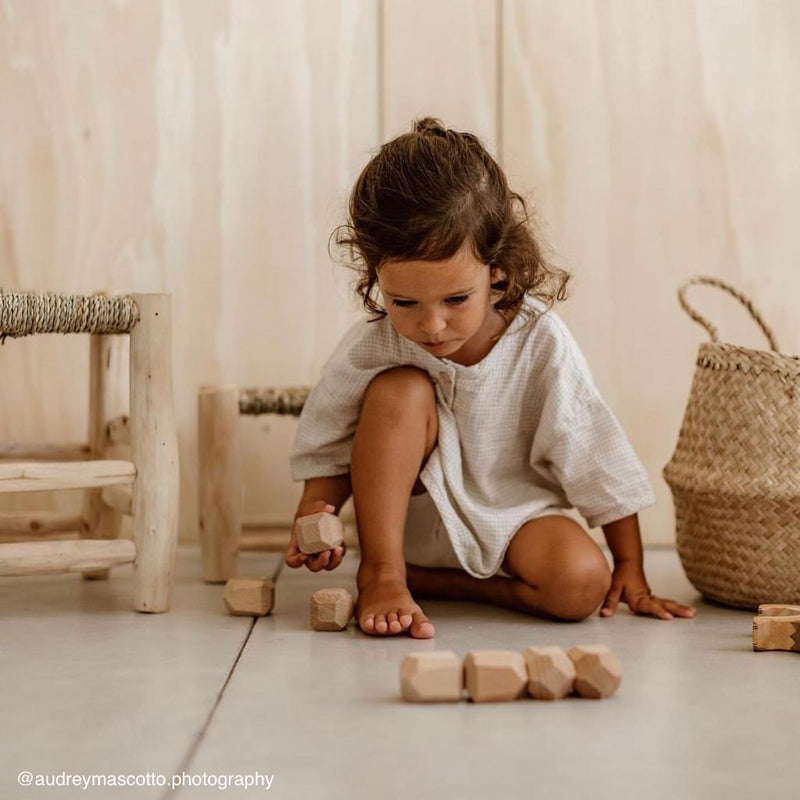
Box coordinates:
[331,117,570,322]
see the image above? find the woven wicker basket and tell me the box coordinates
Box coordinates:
[663,276,800,610]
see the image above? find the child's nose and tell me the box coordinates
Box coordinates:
[419,312,446,336]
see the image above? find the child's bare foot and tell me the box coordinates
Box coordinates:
[356,565,435,638]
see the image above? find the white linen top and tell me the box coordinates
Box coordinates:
[290,296,655,578]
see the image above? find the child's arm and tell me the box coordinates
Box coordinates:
[599,513,696,620]
[285,475,352,572]
[298,475,353,515]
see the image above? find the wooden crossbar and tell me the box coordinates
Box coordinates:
[0,442,91,462]
[0,511,87,536]
[0,460,136,493]
[0,539,136,576]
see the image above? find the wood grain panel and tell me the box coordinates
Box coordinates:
[0,0,377,537]
[3,1,797,547]
[504,0,800,544]
[383,0,498,149]
[208,0,378,526]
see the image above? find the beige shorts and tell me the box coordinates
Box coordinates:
[403,491,575,577]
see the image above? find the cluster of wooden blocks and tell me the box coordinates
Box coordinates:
[295,513,355,631]
[221,515,347,619]
[752,604,800,653]
[401,645,622,703]
[221,578,356,628]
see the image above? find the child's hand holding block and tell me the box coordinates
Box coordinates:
[310,588,354,631]
[523,646,576,700]
[567,644,622,698]
[224,577,274,617]
[400,651,462,702]
[464,650,527,703]
[294,512,345,554]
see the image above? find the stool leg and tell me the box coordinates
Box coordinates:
[82,333,125,580]
[199,386,241,583]
[130,293,179,613]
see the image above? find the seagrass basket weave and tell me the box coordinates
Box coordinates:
[663,277,800,610]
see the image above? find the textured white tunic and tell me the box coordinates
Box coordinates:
[290,296,655,578]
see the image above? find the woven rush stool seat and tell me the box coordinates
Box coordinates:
[198,385,310,582]
[238,387,310,417]
[0,290,139,340]
[0,290,179,612]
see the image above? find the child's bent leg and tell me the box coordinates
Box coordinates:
[502,515,612,620]
[351,366,437,638]
[407,516,611,622]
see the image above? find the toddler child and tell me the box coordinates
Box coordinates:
[286,117,696,638]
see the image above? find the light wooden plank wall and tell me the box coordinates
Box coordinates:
[504,0,800,544]
[0,0,376,537]
[1,1,797,546]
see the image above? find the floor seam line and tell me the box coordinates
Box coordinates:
[161,617,257,800]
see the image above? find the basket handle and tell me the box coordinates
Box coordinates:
[677,276,780,352]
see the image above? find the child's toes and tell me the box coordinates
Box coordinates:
[359,614,376,634]
[386,611,402,633]
[410,611,435,639]
[398,611,414,630]
[374,615,389,634]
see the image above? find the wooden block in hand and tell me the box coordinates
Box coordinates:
[752,614,800,652]
[310,588,354,631]
[224,577,274,617]
[757,604,800,617]
[523,646,576,700]
[295,512,345,554]
[400,651,462,702]
[567,645,622,698]
[464,650,527,703]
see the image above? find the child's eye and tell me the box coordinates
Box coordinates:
[390,295,469,308]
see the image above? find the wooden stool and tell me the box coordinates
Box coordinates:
[0,291,179,613]
[198,385,310,583]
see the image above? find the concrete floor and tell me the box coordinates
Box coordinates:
[0,544,796,800]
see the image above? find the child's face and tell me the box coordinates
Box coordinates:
[377,245,503,363]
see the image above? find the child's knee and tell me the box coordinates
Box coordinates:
[366,366,435,407]
[364,367,438,438]
[549,557,612,621]
[515,553,611,622]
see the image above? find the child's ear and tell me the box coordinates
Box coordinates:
[489,266,508,298]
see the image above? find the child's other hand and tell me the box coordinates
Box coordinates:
[285,501,347,572]
[600,561,696,620]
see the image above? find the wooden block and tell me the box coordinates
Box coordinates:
[752,614,800,652]
[523,646,576,700]
[464,650,527,703]
[224,577,274,617]
[567,645,622,699]
[400,651,462,702]
[310,588,354,631]
[757,604,800,617]
[294,512,344,554]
